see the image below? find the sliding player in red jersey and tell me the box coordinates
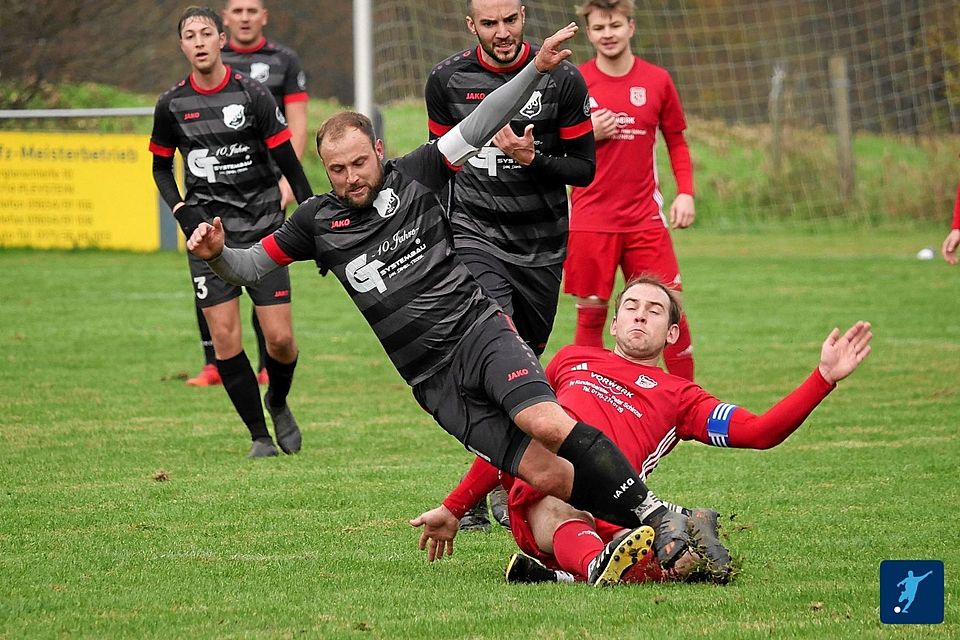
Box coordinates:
[412,275,873,585]
[564,0,696,382]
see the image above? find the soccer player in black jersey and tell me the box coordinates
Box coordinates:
[222,0,308,204]
[187,23,691,567]
[425,0,596,531]
[150,6,314,458]
[185,0,311,388]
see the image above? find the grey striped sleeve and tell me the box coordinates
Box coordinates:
[438,62,543,165]
[206,243,280,285]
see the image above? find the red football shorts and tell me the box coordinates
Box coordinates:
[563,226,682,300]
[506,478,625,571]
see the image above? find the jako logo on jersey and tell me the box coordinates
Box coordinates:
[635,374,657,389]
[345,254,386,293]
[297,71,307,90]
[222,104,246,130]
[466,92,486,100]
[612,477,634,499]
[183,111,201,120]
[519,91,543,118]
[630,86,646,107]
[187,149,220,183]
[373,188,400,218]
[275,107,287,127]
[250,62,270,83]
[506,368,529,382]
[331,218,351,229]
[582,95,591,116]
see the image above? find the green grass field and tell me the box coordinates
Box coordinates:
[1,227,956,638]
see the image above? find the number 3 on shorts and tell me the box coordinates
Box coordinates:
[193,276,208,300]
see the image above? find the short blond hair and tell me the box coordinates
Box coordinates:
[575,0,634,21]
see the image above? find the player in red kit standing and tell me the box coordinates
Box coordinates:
[564,0,696,381]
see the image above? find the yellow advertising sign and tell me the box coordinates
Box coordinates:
[0,131,158,251]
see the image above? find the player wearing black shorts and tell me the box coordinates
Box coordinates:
[425,0,594,355]
[187,24,691,568]
[425,0,595,530]
[150,6,313,458]
[185,0,311,388]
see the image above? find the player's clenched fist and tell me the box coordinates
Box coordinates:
[187,217,225,260]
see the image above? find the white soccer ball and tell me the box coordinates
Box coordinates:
[916,247,935,261]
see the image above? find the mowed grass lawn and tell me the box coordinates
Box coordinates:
[0,227,957,639]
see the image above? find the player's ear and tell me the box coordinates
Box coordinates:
[375,139,385,160]
[465,16,477,36]
[664,323,680,346]
[609,315,618,336]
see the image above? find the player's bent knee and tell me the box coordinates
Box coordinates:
[513,402,575,451]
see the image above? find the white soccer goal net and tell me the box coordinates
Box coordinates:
[371,0,959,229]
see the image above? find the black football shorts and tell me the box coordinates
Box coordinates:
[412,312,556,475]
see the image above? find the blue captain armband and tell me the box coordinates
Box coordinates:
[707,403,737,447]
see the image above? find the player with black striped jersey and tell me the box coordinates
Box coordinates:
[416,275,873,585]
[221,0,308,187]
[182,0,310,390]
[425,0,595,358]
[150,6,314,458]
[426,0,596,534]
[188,23,697,569]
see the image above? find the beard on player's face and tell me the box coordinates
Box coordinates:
[337,167,385,209]
[479,35,523,65]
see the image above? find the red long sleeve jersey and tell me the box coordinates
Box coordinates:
[443,345,837,517]
[952,180,960,230]
[545,346,836,479]
[570,57,692,233]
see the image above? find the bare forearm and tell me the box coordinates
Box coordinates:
[285,101,308,159]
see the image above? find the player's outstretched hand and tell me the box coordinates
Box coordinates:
[818,321,872,384]
[187,216,225,260]
[534,22,578,73]
[941,229,959,265]
[409,505,459,562]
